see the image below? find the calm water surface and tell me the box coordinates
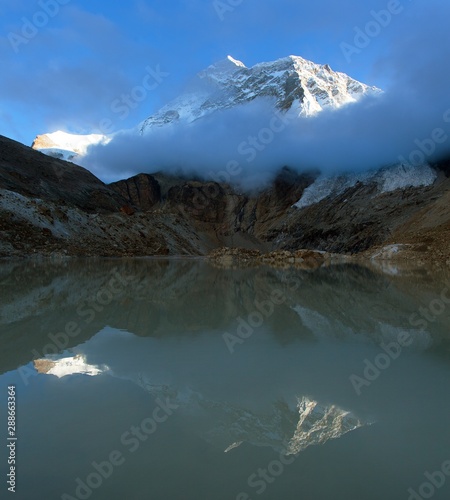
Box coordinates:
[0,259,449,500]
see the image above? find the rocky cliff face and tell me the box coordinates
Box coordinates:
[0,135,125,212]
[110,173,162,211]
[0,135,449,262]
[276,166,450,258]
[31,135,59,150]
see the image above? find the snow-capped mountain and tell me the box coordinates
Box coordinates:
[139,54,380,132]
[31,130,110,162]
[32,55,379,163]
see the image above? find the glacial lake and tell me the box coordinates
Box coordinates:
[1,258,450,500]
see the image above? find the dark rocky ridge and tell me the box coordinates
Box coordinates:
[277,168,450,259]
[0,135,127,212]
[110,173,161,211]
[0,135,448,262]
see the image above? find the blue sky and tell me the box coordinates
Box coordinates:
[1,0,440,146]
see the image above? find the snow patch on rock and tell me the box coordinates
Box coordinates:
[34,354,109,378]
[32,131,111,164]
[295,163,437,209]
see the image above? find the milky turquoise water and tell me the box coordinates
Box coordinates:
[1,259,449,500]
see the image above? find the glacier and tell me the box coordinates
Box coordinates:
[294,163,438,209]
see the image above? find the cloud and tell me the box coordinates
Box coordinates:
[82,85,450,188]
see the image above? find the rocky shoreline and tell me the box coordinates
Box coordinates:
[207,247,337,269]
[207,246,450,272]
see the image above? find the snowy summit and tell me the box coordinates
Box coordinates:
[139,54,381,132]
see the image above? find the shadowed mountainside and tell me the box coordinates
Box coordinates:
[0,135,449,262]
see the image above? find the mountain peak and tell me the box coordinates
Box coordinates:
[287,54,308,64]
[226,55,246,68]
[31,130,110,161]
[198,55,246,82]
[140,54,381,132]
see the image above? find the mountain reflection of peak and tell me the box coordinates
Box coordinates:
[32,343,370,456]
